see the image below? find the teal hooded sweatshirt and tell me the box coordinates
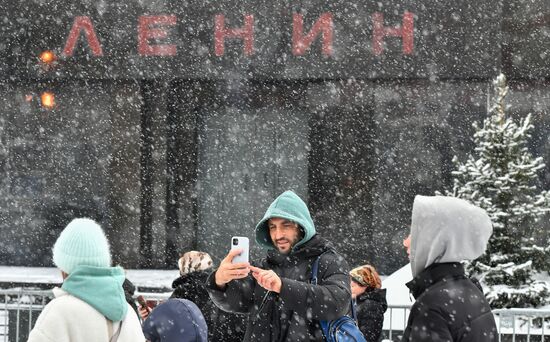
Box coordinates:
[255,190,316,250]
[61,265,128,321]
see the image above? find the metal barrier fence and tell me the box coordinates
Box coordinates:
[0,289,50,342]
[381,304,411,341]
[493,308,550,342]
[0,288,548,342]
[381,306,550,342]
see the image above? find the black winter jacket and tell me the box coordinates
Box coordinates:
[206,235,351,342]
[355,288,387,342]
[172,270,246,341]
[402,262,497,342]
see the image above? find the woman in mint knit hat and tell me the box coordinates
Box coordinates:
[28,218,145,342]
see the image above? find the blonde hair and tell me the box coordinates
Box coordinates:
[350,264,382,290]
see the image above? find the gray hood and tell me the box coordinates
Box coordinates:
[410,195,493,277]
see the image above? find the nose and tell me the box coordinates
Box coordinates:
[403,235,411,247]
[272,227,283,239]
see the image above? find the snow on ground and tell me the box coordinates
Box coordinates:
[382,263,413,306]
[0,266,179,290]
[381,262,413,332]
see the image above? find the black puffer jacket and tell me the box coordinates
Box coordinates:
[355,288,387,342]
[206,235,351,342]
[402,262,497,342]
[172,270,246,341]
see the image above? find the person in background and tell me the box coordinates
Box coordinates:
[206,190,351,341]
[172,251,213,301]
[28,218,145,342]
[142,298,207,342]
[139,251,245,341]
[350,264,387,342]
[401,195,497,341]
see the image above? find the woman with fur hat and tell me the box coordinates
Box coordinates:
[28,218,145,342]
[350,264,387,342]
[139,251,245,341]
[172,251,214,307]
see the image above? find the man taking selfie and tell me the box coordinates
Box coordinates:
[206,190,351,341]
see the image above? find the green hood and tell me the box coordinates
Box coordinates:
[255,190,316,250]
[62,265,128,321]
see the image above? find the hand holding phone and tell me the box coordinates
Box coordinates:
[137,295,149,310]
[137,295,151,320]
[214,237,251,288]
[230,236,249,264]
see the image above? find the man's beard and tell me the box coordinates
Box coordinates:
[275,238,292,253]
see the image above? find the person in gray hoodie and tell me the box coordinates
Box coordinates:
[401,195,498,341]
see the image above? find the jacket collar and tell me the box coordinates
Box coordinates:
[356,288,387,303]
[172,270,210,289]
[406,262,465,299]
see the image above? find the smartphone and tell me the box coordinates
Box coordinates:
[136,295,151,313]
[231,236,250,264]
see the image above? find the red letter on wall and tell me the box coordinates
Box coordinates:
[292,13,333,56]
[63,16,103,56]
[372,11,414,56]
[138,15,177,56]
[214,14,254,56]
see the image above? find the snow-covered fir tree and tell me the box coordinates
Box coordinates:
[446,74,550,308]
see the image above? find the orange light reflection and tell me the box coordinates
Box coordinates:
[40,92,55,109]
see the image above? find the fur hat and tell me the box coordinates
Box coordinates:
[52,218,111,274]
[350,264,382,290]
[178,251,213,275]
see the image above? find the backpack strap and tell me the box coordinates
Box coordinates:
[110,320,123,342]
[311,256,321,285]
[310,251,356,320]
[310,250,332,285]
[106,314,125,342]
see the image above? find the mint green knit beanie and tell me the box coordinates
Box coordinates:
[53,218,111,274]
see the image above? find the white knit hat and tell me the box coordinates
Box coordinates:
[52,218,111,274]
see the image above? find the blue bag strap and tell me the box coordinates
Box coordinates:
[311,252,358,321]
[311,254,322,285]
[311,250,331,285]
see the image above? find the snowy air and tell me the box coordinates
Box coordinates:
[0,0,549,342]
